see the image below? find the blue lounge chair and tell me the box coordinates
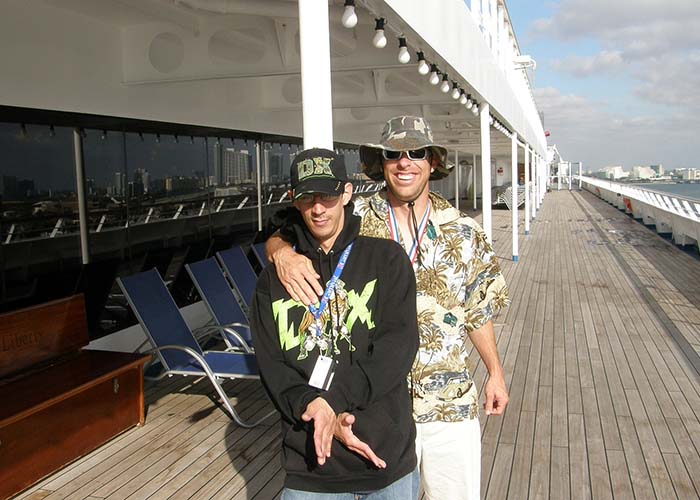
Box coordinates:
[117,269,274,427]
[216,246,258,308]
[186,257,253,353]
[251,242,270,269]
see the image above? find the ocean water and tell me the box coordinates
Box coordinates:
[631,183,700,202]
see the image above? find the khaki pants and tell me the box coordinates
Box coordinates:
[415,418,481,500]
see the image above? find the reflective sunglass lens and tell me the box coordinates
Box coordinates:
[408,149,427,160]
[382,150,402,160]
[382,149,428,160]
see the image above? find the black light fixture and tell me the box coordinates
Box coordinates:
[155,133,161,143]
[372,18,387,48]
[451,82,461,100]
[398,37,410,64]
[49,125,55,137]
[465,93,474,110]
[341,0,357,28]
[428,64,440,85]
[440,73,450,93]
[417,51,430,75]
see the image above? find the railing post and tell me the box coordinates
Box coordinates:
[480,103,492,242]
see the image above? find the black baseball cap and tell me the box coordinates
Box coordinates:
[290,148,348,200]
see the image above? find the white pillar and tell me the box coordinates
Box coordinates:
[541,156,546,203]
[298,0,333,149]
[579,161,583,189]
[568,161,572,190]
[72,129,90,264]
[454,150,460,211]
[480,103,492,242]
[532,154,542,206]
[511,133,518,261]
[524,144,530,234]
[472,152,477,210]
[470,0,481,27]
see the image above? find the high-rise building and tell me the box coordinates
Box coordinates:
[212,141,223,186]
[222,148,252,185]
[650,164,664,176]
[113,171,126,196]
[631,166,655,179]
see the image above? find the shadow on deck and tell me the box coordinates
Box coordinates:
[14,189,700,500]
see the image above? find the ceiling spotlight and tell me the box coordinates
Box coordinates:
[174,134,179,143]
[459,90,468,105]
[101,130,107,140]
[451,82,461,100]
[398,37,410,64]
[190,135,195,144]
[372,18,387,48]
[428,64,440,85]
[489,116,494,126]
[417,52,430,75]
[472,104,479,116]
[138,132,144,141]
[155,133,161,143]
[49,125,55,137]
[341,0,358,28]
[465,94,473,110]
[440,74,450,93]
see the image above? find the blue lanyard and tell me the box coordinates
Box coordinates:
[308,242,353,323]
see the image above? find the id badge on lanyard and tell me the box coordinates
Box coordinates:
[308,355,337,390]
[305,242,353,390]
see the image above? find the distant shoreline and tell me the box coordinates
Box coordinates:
[625,181,700,202]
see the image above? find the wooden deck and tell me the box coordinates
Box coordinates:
[13,189,700,500]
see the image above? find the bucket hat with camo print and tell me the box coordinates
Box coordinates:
[359,115,451,181]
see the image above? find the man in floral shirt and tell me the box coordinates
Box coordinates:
[268,116,509,500]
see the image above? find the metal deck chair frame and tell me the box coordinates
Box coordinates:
[118,269,274,427]
[216,246,258,309]
[185,257,254,353]
[251,241,270,268]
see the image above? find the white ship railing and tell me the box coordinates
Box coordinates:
[580,176,700,246]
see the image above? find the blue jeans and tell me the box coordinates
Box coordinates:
[282,468,419,500]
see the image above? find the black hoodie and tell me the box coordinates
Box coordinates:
[250,204,418,493]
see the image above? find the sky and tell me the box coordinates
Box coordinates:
[505,0,700,171]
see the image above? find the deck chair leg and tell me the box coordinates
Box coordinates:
[208,375,275,428]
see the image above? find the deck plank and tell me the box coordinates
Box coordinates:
[12,190,700,500]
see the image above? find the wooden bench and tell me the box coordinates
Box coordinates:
[0,295,150,499]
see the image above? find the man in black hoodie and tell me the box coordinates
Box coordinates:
[250,148,419,499]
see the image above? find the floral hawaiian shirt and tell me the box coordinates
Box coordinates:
[354,190,509,422]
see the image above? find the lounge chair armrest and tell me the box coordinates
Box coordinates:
[147,344,220,380]
[222,322,250,331]
[219,327,254,353]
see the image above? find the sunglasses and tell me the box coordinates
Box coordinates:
[295,192,341,204]
[381,148,430,161]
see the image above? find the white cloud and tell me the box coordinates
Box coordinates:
[532,0,700,49]
[534,87,698,170]
[531,0,700,110]
[550,50,624,77]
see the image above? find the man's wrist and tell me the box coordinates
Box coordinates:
[271,242,294,266]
